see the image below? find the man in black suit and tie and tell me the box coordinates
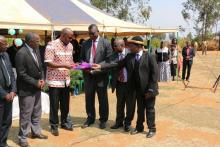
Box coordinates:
[93,36,159,138]
[182,41,195,84]
[109,40,135,132]
[81,24,112,129]
[0,35,16,147]
[15,33,47,147]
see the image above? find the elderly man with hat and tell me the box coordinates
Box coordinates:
[93,36,159,138]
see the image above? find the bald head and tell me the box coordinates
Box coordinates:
[60,28,73,45]
[114,40,125,53]
[25,32,40,50]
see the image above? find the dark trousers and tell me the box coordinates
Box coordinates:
[18,91,42,143]
[0,100,12,147]
[115,82,136,126]
[135,89,156,132]
[84,78,109,123]
[49,86,70,129]
[182,60,193,80]
[170,63,177,77]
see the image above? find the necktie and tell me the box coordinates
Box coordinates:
[0,55,11,87]
[92,40,96,62]
[33,50,39,67]
[135,53,140,62]
[118,53,125,82]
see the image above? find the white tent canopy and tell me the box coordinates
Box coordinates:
[0,0,178,35]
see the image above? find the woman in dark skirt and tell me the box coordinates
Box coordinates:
[170,38,178,81]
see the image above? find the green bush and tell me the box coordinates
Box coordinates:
[70,70,83,90]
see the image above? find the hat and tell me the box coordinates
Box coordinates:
[127,36,144,45]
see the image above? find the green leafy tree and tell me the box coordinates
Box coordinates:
[182,0,220,40]
[90,0,151,25]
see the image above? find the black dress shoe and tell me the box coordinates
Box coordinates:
[146,131,156,138]
[124,125,132,132]
[110,123,123,129]
[81,120,94,129]
[51,128,59,136]
[31,134,48,139]
[19,142,30,147]
[99,122,106,129]
[61,124,73,131]
[130,128,143,135]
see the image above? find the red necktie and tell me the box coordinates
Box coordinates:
[92,41,96,62]
[118,54,125,82]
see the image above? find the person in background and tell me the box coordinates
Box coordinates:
[109,40,135,132]
[0,35,17,147]
[193,41,198,55]
[71,38,80,63]
[170,38,178,81]
[15,33,47,147]
[201,40,208,55]
[155,41,171,82]
[111,38,116,51]
[182,41,195,85]
[7,39,24,68]
[45,28,75,136]
[80,24,112,129]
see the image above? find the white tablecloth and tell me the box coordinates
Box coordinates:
[12,92,50,120]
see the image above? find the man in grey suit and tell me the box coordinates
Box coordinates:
[15,33,47,147]
[109,40,135,132]
[81,24,112,129]
[0,35,16,147]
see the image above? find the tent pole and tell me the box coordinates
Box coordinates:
[51,25,54,41]
[44,30,47,45]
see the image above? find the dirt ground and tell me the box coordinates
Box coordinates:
[7,51,220,147]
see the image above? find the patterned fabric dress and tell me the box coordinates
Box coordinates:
[155,47,171,82]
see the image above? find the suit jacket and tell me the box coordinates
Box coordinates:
[182,46,195,61]
[15,44,44,97]
[80,37,112,87]
[102,52,159,96]
[109,49,129,93]
[0,52,16,99]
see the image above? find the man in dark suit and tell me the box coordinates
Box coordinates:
[109,40,135,132]
[182,41,195,84]
[0,35,16,147]
[93,36,159,138]
[15,33,47,147]
[81,24,112,129]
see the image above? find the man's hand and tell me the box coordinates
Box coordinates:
[145,92,153,99]
[9,92,16,101]
[92,63,101,70]
[4,93,12,101]
[39,80,45,89]
[63,64,71,70]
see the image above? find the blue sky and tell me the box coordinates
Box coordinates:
[147,0,194,36]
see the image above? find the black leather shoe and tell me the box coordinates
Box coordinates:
[81,120,94,129]
[99,122,106,129]
[130,128,143,135]
[146,131,156,138]
[31,134,48,139]
[110,123,123,129]
[19,142,30,147]
[51,128,59,136]
[124,125,132,132]
[61,124,73,131]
